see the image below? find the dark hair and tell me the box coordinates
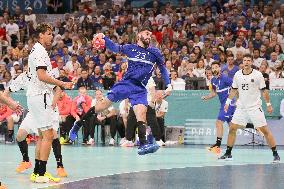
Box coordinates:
[34,23,52,38]
[138,26,152,33]
[211,61,220,67]
[243,53,252,59]
[227,54,234,58]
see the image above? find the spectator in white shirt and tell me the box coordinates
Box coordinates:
[193,59,206,78]
[24,7,37,29]
[5,18,20,47]
[227,37,249,58]
[170,70,185,90]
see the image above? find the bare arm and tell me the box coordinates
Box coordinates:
[261,89,270,104]
[156,111,165,118]
[37,69,64,87]
[201,91,217,100]
[227,88,238,101]
[262,89,273,114]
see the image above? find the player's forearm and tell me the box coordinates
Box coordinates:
[156,111,165,117]
[104,37,120,53]
[158,65,170,85]
[37,69,64,87]
[227,88,237,100]
[262,89,271,104]
[205,92,216,100]
[0,94,14,107]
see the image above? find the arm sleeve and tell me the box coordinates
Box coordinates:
[8,72,28,92]
[34,50,47,68]
[104,37,129,55]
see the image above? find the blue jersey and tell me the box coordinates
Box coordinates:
[211,74,233,105]
[221,65,239,79]
[104,37,170,86]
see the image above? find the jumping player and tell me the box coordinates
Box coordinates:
[201,61,236,154]
[219,54,280,162]
[69,27,172,155]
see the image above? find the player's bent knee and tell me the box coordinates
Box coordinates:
[16,129,28,142]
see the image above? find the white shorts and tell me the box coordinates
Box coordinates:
[231,106,267,128]
[27,94,53,130]
[19,108,59,136]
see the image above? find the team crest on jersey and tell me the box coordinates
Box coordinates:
[251,79,254,82]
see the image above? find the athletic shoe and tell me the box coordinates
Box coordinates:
[273,154,280,163]
[138,143,159,155]
[5,136,14,144]
[207,146,221,154]
[119,137,126,145]
[16,161,32,173]
[218,153,233,161]
[60,137,65,145]
[109,138,115,146]
[87,138,94,145]
[30,173,38,182]
[57,167,67,177]
[44,172,61,183]
[69,122,80,142]
[34,176,49,183]
[120,140,134,147]
[156,140,166,147]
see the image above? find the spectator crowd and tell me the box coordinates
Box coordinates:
[0,0,283,91]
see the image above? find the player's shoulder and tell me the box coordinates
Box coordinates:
[147,46,162,56]
[233,70,243,77]
[252,69,262,76]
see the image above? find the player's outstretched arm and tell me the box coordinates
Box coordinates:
[201,91,216,100]
[262,89,273,114]
[0,93,23,114]
[92,33,126,54]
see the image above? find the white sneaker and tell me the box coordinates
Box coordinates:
[87,138,94,145]
[109,138,115,146]
[120,140,134,147]
[156,140,165,147]
[35,176,49,183]
[165,141,178,146]
[119,137,126,145]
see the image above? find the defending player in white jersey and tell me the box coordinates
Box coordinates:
[23,23,72,183]
[219,54,280,163]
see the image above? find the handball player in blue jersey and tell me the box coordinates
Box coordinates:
[201,61,235,154]
[69,27,172,155]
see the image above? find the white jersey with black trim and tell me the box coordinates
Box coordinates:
[27,42,54,96]
[232,69,266,109]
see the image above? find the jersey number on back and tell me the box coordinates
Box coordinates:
[241,83,249,90]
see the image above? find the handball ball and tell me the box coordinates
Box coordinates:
[93,38,105,50]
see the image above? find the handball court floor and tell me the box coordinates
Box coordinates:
[1,144,284,189]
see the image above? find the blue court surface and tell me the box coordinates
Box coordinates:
[0,144,283,189]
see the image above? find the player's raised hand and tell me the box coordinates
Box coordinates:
[92,33,105,50]
[266,104,273,114]
[224,104,229,113]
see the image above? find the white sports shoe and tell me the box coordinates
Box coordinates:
[120,140,134,147]
[119,137,126,145]
[109,138,115,146]
[156,140,166,147]
[35,176,49,183]
[87,138,94,145]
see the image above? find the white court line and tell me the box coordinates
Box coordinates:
[38,161,283,189]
